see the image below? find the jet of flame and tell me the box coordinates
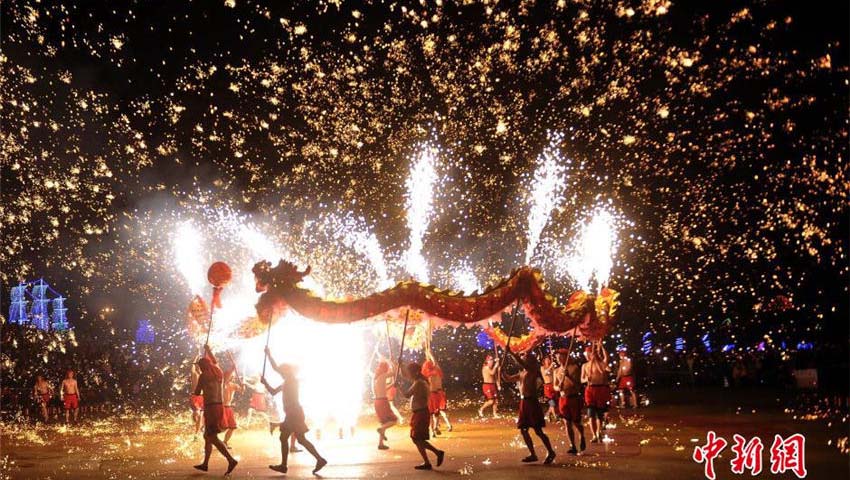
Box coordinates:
[564,205,618,292]
[524,132,568,266]
[404,141,440,282]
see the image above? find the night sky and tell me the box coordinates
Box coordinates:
[2,0,848,352]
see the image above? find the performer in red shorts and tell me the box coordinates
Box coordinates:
[192,344,238,476]
[616,347,638,409]
[245,377,269,427]
[189,358,204,438]
[554,348,586,454]
[262,347,327,475]
[541,356,559,422]
[581,342,611,443]
[478,355,501,418]
[221,365,243,449]
[502,347,556,464]
[61,369,80,424]
[33,374,53,423]
[373,358,400,450]
[422,350,452,435]
[402,362,446,470]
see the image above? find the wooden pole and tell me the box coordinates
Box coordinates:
[204,299,215,347]
[548,334,555,356]
[394,309,411,385]
[566,326,578,361]
[500,301,521,366]
[426,317,432,355]
[488,320,499,357]
[226,350,243,385]
[261,320,272,378]
[487,320,501,394]
[384,317,393,358]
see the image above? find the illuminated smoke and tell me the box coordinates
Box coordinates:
[173,221,207,295]
[239,223,285,263]
[324,213,393,290]
[404,141,440,282]
[524,132,568,266]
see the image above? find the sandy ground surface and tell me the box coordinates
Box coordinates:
[2,388,847,479]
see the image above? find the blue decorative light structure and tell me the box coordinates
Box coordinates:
[7,279,71,331]
[135,319,155,344]
[9,284,28,324]
[30,280,51,330]
[51,297,69,331]
[701,333,712,352]
[641,331,653,355]
[675,337,685,353]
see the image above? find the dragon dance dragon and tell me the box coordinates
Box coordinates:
[249,260,619,343]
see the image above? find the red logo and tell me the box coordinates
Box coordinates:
[693,431,728,480]
[693,432,807,479]
[730,434,763,475]
[769,434,807,478]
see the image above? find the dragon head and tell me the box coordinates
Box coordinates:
[253,259,312,293]
[253,259,313,325]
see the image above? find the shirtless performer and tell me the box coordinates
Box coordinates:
[222,366,243,448]
[267,390,301,453]
[190,358,204,437]
[554,348,586,454]
[422,350,452,435]
[373,358,400,450]
[478,355,501,418]
[616,347,638,409]
[262,347,327,475]
[61,369,80,424]
[502,347,556,464]
[401,362,446,470]
[582,342,611,443]
[541,356,559,422]
[33,375,53,422]
[192,344,238,476]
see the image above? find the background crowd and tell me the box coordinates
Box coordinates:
[0,322,177,421]
[1,320,847,423]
